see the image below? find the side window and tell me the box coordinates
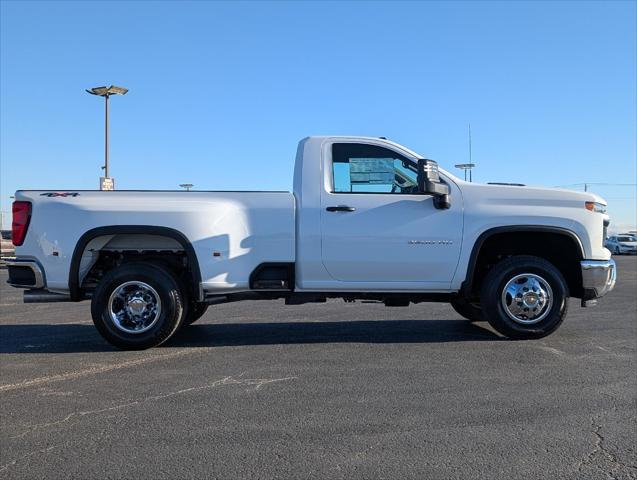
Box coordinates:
[331,143,418,194]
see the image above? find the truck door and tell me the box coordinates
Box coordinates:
[319,142,463,287]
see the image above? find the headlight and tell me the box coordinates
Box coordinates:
[585,201,606,213]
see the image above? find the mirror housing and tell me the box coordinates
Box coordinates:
[417,159,451,209]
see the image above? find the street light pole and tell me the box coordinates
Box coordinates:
[86,85,128,190]
[454,163,476,182]
[104,93,109,178]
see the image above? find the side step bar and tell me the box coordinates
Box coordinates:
[24,289,71,303]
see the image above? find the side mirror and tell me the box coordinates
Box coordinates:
[417,159,451,209]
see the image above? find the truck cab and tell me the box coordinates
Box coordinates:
[293,137,463,291]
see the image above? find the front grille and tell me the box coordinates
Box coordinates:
[603,219,610,246]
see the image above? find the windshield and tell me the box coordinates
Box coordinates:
[617,236,635,242]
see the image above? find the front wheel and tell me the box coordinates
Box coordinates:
[480,255,568,339]
[91,263,185,350]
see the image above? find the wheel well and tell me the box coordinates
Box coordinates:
[81,248,189,296]
[70,227,201,301]
[466,230,584,299]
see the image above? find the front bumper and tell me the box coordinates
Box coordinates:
[581,259,616,306]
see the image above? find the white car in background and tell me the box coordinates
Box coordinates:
[1,230,14,258]
[605,235,637,255]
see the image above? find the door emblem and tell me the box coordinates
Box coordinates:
[408,240,453,245]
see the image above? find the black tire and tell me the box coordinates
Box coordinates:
[450,297,485,322]
[480,255,568,340]
[183,302,209,326]
[91,263,185,350]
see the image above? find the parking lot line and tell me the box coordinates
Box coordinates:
[0,347,210,393]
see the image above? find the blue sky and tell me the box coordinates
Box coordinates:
[1,1,635,231]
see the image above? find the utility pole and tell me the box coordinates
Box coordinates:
[468,123,472,182]
[86,85,128,190]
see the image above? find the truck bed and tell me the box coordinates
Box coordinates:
[13,190,296,293]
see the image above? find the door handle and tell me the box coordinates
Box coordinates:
[326,206,356,212]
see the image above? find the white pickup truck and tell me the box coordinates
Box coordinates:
[7,136,616,349]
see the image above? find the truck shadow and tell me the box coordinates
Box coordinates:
[0,320,501,354]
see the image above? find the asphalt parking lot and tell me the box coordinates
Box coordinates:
[1,257,635,480]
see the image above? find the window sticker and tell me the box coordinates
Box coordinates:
[349,158,394,185]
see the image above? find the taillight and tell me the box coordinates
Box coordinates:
[12,201,32,246]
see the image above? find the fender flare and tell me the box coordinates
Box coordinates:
[68,225,202,301]
[461,225,585,296]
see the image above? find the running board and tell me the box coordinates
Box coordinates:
[24,289,72,303]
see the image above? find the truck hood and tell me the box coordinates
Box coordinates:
[455,181,607,207]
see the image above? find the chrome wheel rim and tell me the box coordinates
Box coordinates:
[501,273,553,325]
[108,281,162,334]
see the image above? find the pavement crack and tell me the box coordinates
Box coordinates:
[577,415,637,479]
[0,445,57,474]
[10,374,297,439]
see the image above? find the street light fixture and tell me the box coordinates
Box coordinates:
[86,85,128,190]
[179,184,194,191]
[454,163,476,182]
